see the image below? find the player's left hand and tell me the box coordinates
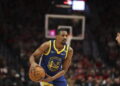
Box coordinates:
[41,73,54,82]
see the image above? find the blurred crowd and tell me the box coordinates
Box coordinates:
[0,0,120,86]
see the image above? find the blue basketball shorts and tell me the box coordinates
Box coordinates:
[40,76,67,86]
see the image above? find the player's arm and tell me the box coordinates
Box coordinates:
[42,47,73,82]
[29,41,50,67]
[116,32,120,44]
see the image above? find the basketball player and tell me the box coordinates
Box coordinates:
[29,29,73,86]
[116,32,120,45]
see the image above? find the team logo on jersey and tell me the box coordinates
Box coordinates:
[47,57,62,72]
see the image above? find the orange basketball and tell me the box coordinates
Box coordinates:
[29,66,45,82]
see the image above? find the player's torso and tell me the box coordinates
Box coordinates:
[39,40,69,76]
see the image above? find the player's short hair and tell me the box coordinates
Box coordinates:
[56,29,67,35]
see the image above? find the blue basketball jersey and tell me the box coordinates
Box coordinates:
[39,40,69,76]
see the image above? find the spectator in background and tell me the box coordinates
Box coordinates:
[116,32,120,45]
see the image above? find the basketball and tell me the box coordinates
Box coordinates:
[29,66,45,82]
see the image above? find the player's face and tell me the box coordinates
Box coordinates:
[116,32,120,45]
[57,31,68,45]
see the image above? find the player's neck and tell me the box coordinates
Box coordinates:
[55,40,64,50]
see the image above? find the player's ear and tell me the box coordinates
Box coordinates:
[56,35,59,39]
[56,34,60,37]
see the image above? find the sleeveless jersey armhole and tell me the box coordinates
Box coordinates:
[44,41,51,55]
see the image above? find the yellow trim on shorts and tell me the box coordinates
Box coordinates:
[65,45,69,59]
[40,82,53,86]
[44,41,51,55]
[53,40,66,54]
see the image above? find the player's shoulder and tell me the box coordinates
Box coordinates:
[68,46,73,53]
[40,40,51,48]
[43,40,51,45]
